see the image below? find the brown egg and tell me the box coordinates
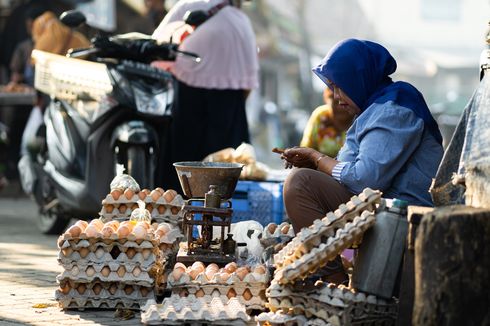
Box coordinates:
[171,268,184,281]
[150,190,161,201]
[267,223,277,234]
[140,287,150,297]
[101,266,111,277]
[163,189,177,202]
[143,188,151,195]
[191,261,205,273]
[146,204,154,212]
[235,267,249,281]
[124,285,134,295]
[89,219,104,230]
[74,220,88,231]
[206,263,219,273]
[188,268,201,280]
[124,188,134,200]
[117,225,131,238]
[217,272,231,282]
[86,266,96,277]
[157,223,170,235]
[59,283,71,295]
[174,262,187,271]
[170,206,180,215]
[67,225,82,237]
[155,187,165,195]
[138,191,147,200]
[84,225,99,238]
[281,224,290,234]
[157,205,166,214]
[253,265,267,275]
[111,189,122,200]
[117,266,126,277]
[133,266,142,277]
[101,226,115,238]
[133,225,147,239]
[243,288,253,301]
[179,289,189,297]
[227,288,237,299]
[92,283,102,295]
[106,220,120,230]
[195,289,205,298]
[126,247,136,259]
[79,248,89,258]
[205,269,216,281]
[137,221,151,230]
[77,284,87,295]
[118,204,127,213]
[130,203,139,211]
[224,262,237,274]
[105,204,114,213]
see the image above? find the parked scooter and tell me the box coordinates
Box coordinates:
[18,10,199,234]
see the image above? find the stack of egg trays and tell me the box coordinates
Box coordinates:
[256,311,330,326]
[167,268,269,311]
[272,188,382,285]
[141,294,251,325]
[99,190,184,224]
[266,281,397,326]
[56,232,165,310]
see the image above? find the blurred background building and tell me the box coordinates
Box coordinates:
[0,0,489,172]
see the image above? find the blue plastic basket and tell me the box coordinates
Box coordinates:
[231,180,286,225]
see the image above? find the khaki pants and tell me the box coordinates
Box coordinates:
[284,168,353,233]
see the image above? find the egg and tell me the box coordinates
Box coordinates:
[253,265,267,275]
[281,224,290,234]
[157,223,171,235]
[137,221,151,230]
[227,288,237,299]
[101,226,115,238]
[146,204,154,213]
[235,267,249,281]
[179,289,189,297]
[101,266,111,277]
[124,285,134,295]
[84,225,100,238]
[142,248,151,260]
[206,263,219,273]
[106,220,120,230]
[243,289,253,301]
[224,262,237,274]
[110,189,122,200]
[126,247,136,259]
[117,266,126,277]
[151,222,159,230]
[70,266,80,276]
[150,190,161,201]
[131,203,139,211]
[86,266,96,277]
[189,268,201,280]
[267,223,277,234]
[163,189,177,203]
[170,206,180,215]
[117,225,131,238]
[118,204,127,213]
[109,284,118,295]
[77,284,87,295]
[217,272,231,282]
[138,191,147,200]
[133,266,142,277]
[105,204,114,213]
[89,219,104,230]
[133,225,147,239]
[78,248,89,258]
[191,261,205,273]
[59,283,70,294]
[143,188,151,195]
[124,188,134,200]
[67,225,82,237]
[140,287,150,297]
[171,268,184,281]
[195,289,205,298]
[92,283,102,295]
[74,220,88,231]
[95,247,105,259]
[205,269,216,281]
[157,205,166,214]
[155,187,165,195]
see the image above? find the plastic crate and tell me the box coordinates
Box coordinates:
[231,180,286,225]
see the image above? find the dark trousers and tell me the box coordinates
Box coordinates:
[163,81,250,193]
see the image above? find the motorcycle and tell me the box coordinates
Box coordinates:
[18,10,199,234]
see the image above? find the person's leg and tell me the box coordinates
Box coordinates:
[284,168,354,285]
[284,168,353,233]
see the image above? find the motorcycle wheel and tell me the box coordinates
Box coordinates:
[127,146,149,188]
[38,210,71,235]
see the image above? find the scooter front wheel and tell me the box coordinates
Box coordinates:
[38,209,71,235]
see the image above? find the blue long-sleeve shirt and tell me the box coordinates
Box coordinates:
[332,101,444,206]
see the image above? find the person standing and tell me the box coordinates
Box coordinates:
[152,0,259,191]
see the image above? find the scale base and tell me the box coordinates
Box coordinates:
[176,247,235,265]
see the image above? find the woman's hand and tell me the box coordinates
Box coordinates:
[276,147,324,169]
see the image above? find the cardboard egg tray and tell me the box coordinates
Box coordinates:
[256,311,324,326]
[167,269,269,287]
[56,280,154,301]
[141,294,251,325]
[99,190,184,222]
[266,282,397,326]
[273,211,376,285]
[274,188,381,269]
[56,297,144,310]
[172,284,266,311]
[57,262,159,286]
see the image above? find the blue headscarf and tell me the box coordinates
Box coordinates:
[312,38,442,145]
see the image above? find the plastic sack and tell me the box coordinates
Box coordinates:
[110,164,140,192]
[431,73,490,207]
[130,200,151,223]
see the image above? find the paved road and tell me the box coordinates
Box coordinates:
[0,197,144,326]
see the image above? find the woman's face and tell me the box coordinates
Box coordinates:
[333,85,361,116]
